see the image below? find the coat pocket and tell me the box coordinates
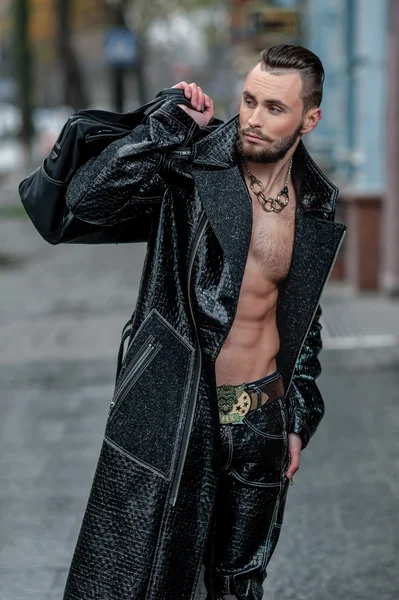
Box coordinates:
[109,334,162,418]
[105,309,195,478]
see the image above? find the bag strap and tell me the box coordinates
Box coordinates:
[115,317,134,383]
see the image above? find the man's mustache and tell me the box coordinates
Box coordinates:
[240,128,273,143]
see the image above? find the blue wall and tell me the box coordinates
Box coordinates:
[304,0,388,193]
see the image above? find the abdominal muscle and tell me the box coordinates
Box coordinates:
[215,256,281,386]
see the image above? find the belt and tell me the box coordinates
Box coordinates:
[217,374,285,425]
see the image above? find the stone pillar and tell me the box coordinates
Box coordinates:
[343,194,382,290]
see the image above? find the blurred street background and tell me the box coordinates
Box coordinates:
[1,1,399,599]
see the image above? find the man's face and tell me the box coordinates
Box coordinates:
[238,65,306,164]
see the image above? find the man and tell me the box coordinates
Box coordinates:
[21,45,345,599]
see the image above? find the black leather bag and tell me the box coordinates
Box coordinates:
[19,89,192,244]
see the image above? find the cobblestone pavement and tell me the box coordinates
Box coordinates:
[1,218,399,600]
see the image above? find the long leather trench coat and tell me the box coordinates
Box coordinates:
[22,91,346,600]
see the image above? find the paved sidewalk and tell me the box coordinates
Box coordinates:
[1,217,399,600]
[3,219,399,363]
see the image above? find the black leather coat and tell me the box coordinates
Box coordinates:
[22,91,346,600]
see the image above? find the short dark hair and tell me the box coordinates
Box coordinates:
[258,45,325,112]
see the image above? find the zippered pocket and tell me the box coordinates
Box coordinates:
[109,335,162,419]
[105,309,194,478]
[84,129,129,143]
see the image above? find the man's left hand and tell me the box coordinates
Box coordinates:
[286,433,302,481]
[171,81,214,127]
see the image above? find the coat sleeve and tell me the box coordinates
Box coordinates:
[288,305,324,450]
[20,99,199,245]
[64,101,199,229]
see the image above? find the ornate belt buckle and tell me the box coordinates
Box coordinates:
[217,385,251,425]
[231,390,251,423]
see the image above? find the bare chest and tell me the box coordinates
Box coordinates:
[248,195,296,283]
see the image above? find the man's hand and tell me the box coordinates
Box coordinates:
[172,81,214,127]
[286,433,302,481]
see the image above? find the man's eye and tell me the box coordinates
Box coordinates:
[269,106,282,114]
[245,100,255,107]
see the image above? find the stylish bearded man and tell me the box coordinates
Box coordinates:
[21,45,346,600]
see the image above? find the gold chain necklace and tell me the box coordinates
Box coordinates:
[243,157,293,213]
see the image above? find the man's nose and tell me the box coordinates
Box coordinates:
[247,107,263,129]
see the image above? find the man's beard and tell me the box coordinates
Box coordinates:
[237,123,303,164]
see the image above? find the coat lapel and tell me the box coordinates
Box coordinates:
[276,208,346,390]
[191,118,347,389]
[191,166,253,293]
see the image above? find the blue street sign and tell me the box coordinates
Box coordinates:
[104,27,138,68]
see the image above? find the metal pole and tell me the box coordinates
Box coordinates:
[382,0,399,295]
[112,67,124,112]
[14,0,33,165]
[107,0,127,112]
[55,0,89,109]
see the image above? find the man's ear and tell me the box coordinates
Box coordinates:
[301,108,322,135]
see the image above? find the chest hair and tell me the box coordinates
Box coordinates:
[250,208,295,282]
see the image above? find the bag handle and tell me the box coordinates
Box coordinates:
[75,88,194,128]
[121,88,194,122]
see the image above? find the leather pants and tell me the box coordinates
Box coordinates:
[203,397,291,600]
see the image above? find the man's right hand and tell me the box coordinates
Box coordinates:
[172,82,214,127]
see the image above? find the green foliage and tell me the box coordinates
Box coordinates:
[0,205,28,220]
[125,0,227,32]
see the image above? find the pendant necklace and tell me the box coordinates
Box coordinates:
[243,157,293,213]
